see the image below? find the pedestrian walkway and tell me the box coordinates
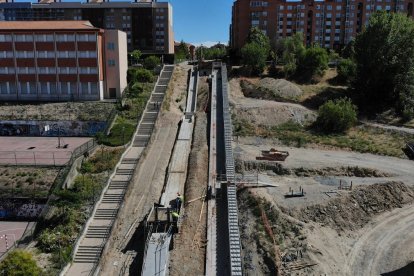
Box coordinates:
[63,65,175,275]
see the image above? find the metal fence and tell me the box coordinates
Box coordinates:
[0,139,96,167]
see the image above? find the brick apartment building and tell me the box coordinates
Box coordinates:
[0,21,128,101]
[231,0,414,50]
[0,0,174,54]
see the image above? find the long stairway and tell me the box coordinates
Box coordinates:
[65,65,174,275]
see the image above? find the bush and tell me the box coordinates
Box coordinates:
[298,47,329,77]
[337,58,356,84]
[315,98,358,133]
[135,68,153,83]
[0,250,42,276]
[143,56,160,70]
[127,68,153,83]
[241,42,267,75]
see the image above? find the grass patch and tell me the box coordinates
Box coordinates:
[86,148,123,173]
[234,119,411,157]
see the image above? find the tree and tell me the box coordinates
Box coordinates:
[130,49,142,65]
[354,11,414,118]
[143,56,160,70]
[315,97,358,133]
[175,40,189,61]
[337,58,356,84]
[247,27,270,54]
[0,250,42,276]
[241,27,270,75]
[279,33,306,77]
[298,46,329,77]
[241,42,267,75]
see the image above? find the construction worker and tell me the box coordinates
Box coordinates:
[171,211,179,221]
[176,192,184,211]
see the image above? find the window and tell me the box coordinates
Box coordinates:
[90,82,98,95]
[0,83,8,94]
[336,6,342,10]
[108,59,115,67]
[77,33,96,42]
[16,51,34,58]
[81,82,89,94]
[376,5,382,10]
[50,83,57,94]
[287,5,292,10]
[20,82,29,94]
[107,42,115,50]
[327,5,332,10]
[385,5,391,10]
[60,82,69,94]
[0,51,13,58]
[279,5,284,10]
[0,34,12,42]
[15,34,33,42]
[39,82,48,94]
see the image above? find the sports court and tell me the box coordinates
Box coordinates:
[0,137,92,166]
[0,221,28,257]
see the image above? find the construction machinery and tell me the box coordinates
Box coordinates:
[256,148,289,161]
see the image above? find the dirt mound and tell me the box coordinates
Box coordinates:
[241,78,303,100]
[292,182,414,231]
[237,160,391,178]
[232,104,316,127]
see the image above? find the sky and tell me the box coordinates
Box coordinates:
[167,0,234,47]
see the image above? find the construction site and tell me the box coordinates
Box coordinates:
[2,59,412,275]
[54,62,414,276]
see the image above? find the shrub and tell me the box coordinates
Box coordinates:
[143,56,160,70]
[127,68,153,83]
[0,250,42,276]
[337,58,356,84]
[298,46,329,77]
[135,68,153,83]
[315,97,358,133]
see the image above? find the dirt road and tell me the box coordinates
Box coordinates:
[345,203,414,276]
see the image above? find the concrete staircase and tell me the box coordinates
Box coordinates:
[65,65,175,275]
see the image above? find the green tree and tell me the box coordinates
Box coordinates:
[354,11,414,118]
[280,33,306,77]
[298,46,329,77]
[247,27,270,54]
[315,97,358,133]
[130,49,142,64]
[175,40,189,61]
[337,58,356,84]
[241,42,267,75]
[143,56,160,70]
[0,250,42,276]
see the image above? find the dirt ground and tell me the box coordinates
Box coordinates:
[169,75,210,275]
[230,72,414,275]
[0,102,115,121]
[0,167,59,198]
[99,63,191,275]
[230,78,316,127]
[235,136,414,275]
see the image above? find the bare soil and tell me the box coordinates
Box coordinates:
[235,135,414,275]
[230,78,316,127]
[169,75,210,275]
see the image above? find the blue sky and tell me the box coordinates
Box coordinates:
[168,0,234,46]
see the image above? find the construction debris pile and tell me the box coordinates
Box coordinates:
[291,181,414,231]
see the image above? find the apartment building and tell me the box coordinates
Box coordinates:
[231,0,414,50]
[0,0,174,54]
[0,21,127,101]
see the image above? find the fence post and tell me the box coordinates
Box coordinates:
[53,152,56,167]
[14,152,17,166]
[33,152,36,166]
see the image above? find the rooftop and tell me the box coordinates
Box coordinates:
[0,20,98,30]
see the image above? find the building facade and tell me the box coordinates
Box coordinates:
[231,0,414,50]
[0,0,174,54]
[0,21,127,101]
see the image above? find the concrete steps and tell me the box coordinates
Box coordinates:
[108,181,129,189]
[94,208,118,219]
[85,226,111,239]
[116,168,134,175]
[101,193,124,204]
[73,246,103,263]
